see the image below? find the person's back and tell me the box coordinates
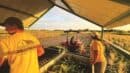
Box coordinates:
[90,32,107,73]
[0,32,40,73]
[90,40,106,63]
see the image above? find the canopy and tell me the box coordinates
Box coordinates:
[0,0,130,28]
[52,0,130,28]
[0,0,53,27]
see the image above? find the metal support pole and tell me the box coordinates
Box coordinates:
[101,27,104,41]
[66,32,69,43]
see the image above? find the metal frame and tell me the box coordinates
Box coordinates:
[28,4,54,27]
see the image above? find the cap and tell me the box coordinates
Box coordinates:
[0,17,23,26]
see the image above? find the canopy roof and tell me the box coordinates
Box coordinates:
[0,0,53,27]
[62,0,130,28]
[0,0,130,28]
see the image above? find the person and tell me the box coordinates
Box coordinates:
[61,36,86,55]
[0,17,44,73]
[61,36,77,52]
[74,38,86,55]
[90,32,107,73]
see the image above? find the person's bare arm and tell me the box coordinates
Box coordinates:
[36,45,44,57]
[90,42,99,64]
[91,50,98,64]
[0,57,5,66]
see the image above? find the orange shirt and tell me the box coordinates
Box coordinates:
[90,40,106,63]
[0,32,40,73]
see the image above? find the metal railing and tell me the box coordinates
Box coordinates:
[104,39,130,58]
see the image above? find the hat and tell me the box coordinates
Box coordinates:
[0,17,23,26]
[91,32,100,39]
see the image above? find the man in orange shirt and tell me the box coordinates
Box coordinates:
[0,17,44,73]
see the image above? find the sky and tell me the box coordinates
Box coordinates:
[112,24,130,31]
[30,6,101,30]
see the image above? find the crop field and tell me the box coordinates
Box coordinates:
[29,30,130,73]
[104,32,130,51]
[0,30,130,73]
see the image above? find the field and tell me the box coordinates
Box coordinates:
[104,32,130,51]
[0,30,130,73]
[28,30,130,73]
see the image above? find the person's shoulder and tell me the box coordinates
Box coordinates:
[91,40,100,45]
[95,40,104,47]
[23,31,34,37]
[95,40,102,45]
[24,32,39,40]
[0,37,8,44]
